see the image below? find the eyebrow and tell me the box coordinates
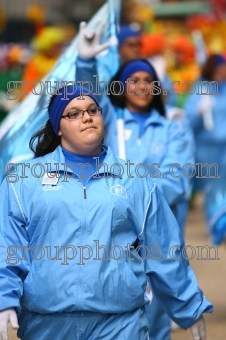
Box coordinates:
[65,103,97,112]
[130,77,153,81]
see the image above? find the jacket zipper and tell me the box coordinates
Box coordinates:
[83,186,87,199]
[77,163,122,308]
[78,183,89,308]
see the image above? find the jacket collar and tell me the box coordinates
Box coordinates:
[123,107,165,126]
[45,144,122,178]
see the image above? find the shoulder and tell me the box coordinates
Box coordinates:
[5,151,56,188]
[155,112,184,140]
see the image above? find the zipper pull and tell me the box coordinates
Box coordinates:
[83,186,87,199]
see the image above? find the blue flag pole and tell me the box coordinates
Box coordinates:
[107,0,126,160]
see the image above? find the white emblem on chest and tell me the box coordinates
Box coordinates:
[150,141,166,156]
[110,185,128,199]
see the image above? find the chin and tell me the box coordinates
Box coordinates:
[135,102,151,111]
[85,136,102,145]
[135,96,152,106]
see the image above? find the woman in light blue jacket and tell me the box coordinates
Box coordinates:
[76,22,195,339]
[0,85,212,340]
[77,23,195,220]
[184,54,226,245]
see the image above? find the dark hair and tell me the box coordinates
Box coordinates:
[109,59,165,116]
[29,93,60,157]
[201,54,220,81]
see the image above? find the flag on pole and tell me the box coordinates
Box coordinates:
[0,0,121,183]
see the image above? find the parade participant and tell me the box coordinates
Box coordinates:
[185,53,226,188]
[75,22,197,340]
[140,32,196,233]
[0,85,212,340]
[117,24,141,64]
[76,22,194,230]
[94,23,141,86]
[184,54,226,244]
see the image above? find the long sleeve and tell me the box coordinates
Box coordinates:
[76,56,116,129]
[0,179,30,313]
[129,178,213,329]
[76,55,117,147]
[142,183,213,328]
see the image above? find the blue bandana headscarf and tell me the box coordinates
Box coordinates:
[48,85,100,136]
[117,25,140,48]
[119,60,157,84]
[214,54,226,67]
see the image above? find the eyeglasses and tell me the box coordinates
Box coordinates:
[61,107,102,119]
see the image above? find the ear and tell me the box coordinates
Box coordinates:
[58,128,62,137]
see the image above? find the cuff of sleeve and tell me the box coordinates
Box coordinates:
[0,297,21,314]
[77,55,96,63]
[176,298,213,329]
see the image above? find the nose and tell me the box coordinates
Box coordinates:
[137,81,146,92]
[82,110,93,123]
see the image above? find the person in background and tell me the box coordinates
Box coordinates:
[140,29,196,333]
[76,22,196,340]
[0,84,212,340]
[184,54,226,245]
[140,32,196,232]
[94,23,142,88]
[95,23,142,85]
[117,24,141,64]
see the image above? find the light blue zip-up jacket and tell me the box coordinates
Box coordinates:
[76,57,195,208]
[0,145,212,328]
[184,81,226,189]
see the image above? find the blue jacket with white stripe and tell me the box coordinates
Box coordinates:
[0,145,212,328]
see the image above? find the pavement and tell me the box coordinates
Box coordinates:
[8,201,226,340]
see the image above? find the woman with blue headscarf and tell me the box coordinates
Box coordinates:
[0,85,212,340]
[76,22,196,340]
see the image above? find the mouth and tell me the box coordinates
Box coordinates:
[82,126,96,131]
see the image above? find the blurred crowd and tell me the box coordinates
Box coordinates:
[0,24,76,121]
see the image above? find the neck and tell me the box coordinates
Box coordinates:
[126,103,150,114]
[61,142,102,156]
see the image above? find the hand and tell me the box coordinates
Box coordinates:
[78,21,111,59]
[0,309,19,340]
[190,315,206,340]
[167,107,185,121]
